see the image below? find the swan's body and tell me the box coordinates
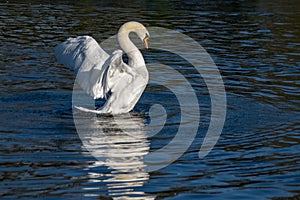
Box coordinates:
[55,22,149,114]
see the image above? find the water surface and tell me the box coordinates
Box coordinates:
[1,1,300,199]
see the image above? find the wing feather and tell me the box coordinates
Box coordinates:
[105,50,133,93]
[55,36,111,99]
[55,36,131,100]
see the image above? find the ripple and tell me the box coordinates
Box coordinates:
[1,1,300,199]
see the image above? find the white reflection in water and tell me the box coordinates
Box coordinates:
[74,109,155,199]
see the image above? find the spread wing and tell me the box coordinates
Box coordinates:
[55,36,128,99]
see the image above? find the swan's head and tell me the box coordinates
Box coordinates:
[118,21,150,49]
[143,33,150,49]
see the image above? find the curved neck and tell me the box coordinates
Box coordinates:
[118,28,145,68]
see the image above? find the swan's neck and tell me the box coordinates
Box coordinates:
[118,29,145,68]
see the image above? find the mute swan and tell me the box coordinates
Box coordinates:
[55,21,150,114]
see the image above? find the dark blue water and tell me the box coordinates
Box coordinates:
[1,1,300,199]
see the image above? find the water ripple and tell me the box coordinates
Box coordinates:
[1,1,300,199]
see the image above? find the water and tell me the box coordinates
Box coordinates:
[1,1,300,199]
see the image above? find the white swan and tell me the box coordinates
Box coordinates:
[55,21,150,114]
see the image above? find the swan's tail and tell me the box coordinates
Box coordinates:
[74,106,104,114]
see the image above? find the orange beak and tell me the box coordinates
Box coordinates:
[143,37,149,49]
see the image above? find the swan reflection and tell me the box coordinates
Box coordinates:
[74,109,155,200]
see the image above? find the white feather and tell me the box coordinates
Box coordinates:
[55,22,149,114]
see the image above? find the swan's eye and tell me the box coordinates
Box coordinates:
[145,33,150,39]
